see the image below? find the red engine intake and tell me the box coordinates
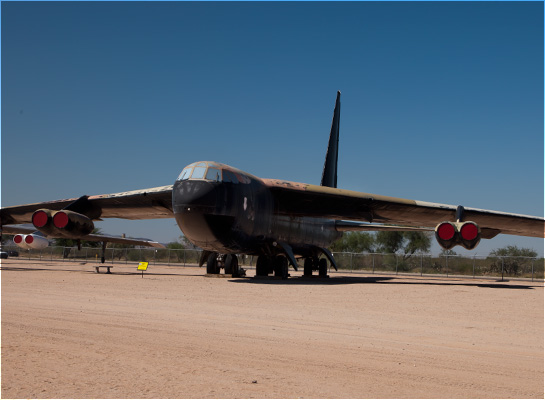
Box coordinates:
[13,234,24,246]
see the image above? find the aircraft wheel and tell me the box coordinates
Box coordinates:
[206,252,220,274]
[304,258,313,276]
[318,258,328,277]
[274,255,289,278]
[224,254,239,276]
[256,255,271,276]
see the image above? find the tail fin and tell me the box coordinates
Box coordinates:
[321,91,341,188]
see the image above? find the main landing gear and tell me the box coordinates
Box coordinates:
[205,252,245,277]
[255,255,290,279]
[303,257,329,278]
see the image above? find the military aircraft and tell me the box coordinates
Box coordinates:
[2,224,164,251]
[2,223,164,264]
[1,92,543,277]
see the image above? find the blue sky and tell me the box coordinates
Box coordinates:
[2,1,543,256]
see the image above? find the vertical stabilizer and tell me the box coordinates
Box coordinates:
[321,91,341,188]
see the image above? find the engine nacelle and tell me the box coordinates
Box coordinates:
[32,209,94,238]
[13,234,28,249]
[32,209,56,236]
[435,221,481,250]
[13,234,50,249]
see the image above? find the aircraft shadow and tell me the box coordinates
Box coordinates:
[229,275,538,289]
[1,266,538,289]
[0,266,202,277]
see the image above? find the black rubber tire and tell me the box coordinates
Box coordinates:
[304,258,313,276]
[274,255,288,278]
[206,252,219,274]
[256,255,270,276]
[225,254,239,276]
[318,258,328,277]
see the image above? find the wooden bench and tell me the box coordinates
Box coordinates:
[95,265,113,274]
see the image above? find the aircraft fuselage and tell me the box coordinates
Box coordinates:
[172,165,341,258]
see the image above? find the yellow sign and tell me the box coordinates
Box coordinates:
[137,262,149,271]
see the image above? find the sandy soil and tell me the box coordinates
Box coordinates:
[1,259,543,399]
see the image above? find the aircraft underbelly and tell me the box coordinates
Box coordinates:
[172,177,342,255]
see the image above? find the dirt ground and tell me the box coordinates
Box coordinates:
[1,259,543,399]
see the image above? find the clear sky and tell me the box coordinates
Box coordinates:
[2,1,544,256]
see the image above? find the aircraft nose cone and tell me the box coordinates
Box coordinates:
[172,180,218,214]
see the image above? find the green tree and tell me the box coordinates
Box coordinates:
[166,241,185,250]
[2,235,15,245]
[330,232,375,253]
[489,245,537,258]
[487,245,538,277]
[375,231,432,259]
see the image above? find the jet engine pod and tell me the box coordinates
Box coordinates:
[13,234,49,249]
[435,221,481,250]
[32,209,94,238]
[13,234,29,249]
[32,209,56,236]
[458,221,481,250]
[52,210,94,238]
[24,234,49,249]
[435,221,458,250]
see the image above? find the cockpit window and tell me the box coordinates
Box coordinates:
[205,168,221,181]
[191,166,207,179]
[177,167,193,181]
[222,170,239,183]
[177,162,248,184]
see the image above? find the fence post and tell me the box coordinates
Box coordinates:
[395,254,398,275]
[501,257,504,282]
[420,254,423,277]
[531,258,534,282]
[372,253,375,274]
[472,255,476,278]
[445,254,448,277]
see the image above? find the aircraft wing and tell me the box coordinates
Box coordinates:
[1,185,174,225]
[264,179,545,239]
[1,224,165,248]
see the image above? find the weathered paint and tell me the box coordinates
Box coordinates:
[172,171,341,257]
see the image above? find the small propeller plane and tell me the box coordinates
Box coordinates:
[1,92,543,277]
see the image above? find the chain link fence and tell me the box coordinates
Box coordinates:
[331,252,543,281]
[2,246,543,281]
